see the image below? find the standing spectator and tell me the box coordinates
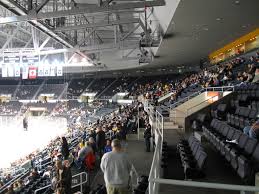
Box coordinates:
[96,127,106,158]
[75,142,93,169]
[55,160,72,194]
[101,139,132,194]
[104,139,112,153]
[144,124,152,152]
[89,137,97,155]
[61,137,69,160]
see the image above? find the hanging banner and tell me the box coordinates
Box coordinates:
[50,66,56,76]
[7,65,14,77]
[29,66,37,79]
[14,65,21,77]
[1,64,8,77]
[38,66,44,77]
[44,66,50,76]
[22,65,29,79]
[56,65,63,76]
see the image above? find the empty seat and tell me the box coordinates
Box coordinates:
[230,138,257,170]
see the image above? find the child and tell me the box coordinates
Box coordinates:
[104,139,112,153]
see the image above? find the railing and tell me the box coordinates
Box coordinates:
[169,86,235,111]
[148,126,259,194]
[155,111,164,143]
[186,95,219,116]
[169,89,204,110]
[149,129,163,194]
[0,169,29,193]
[34,171,88,194]
[149,178,259,194]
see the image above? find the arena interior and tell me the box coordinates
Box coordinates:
[0,0,259,194]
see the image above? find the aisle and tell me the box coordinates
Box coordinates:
[90,137,153,190]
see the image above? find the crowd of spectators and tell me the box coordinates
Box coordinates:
[131,52,259,105]
[0,100,138,193]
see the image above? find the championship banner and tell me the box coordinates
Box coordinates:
[1,64,8,77]
[38,66,44,77]
[22,65,29,79]
[50,66,56,76]
[7,65,14,77]
[56,65,63,76]
[14,65,21,77]
[29,66,37,79]
[44,66,50,76]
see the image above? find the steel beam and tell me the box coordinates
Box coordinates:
[36,0,50,12]
[2,26,20,49]
[54,18,140,32]
[0,0,165,24]
[39,36,51,50]
[5,41,139,55]
[120,23,140,41]
[0,0,92,61]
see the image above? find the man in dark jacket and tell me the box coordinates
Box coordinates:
[144,124,152,152]
[96,127,106,158]
[61,137,69,160]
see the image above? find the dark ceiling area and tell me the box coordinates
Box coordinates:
[148,0,259,68]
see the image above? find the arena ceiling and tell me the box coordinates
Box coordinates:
[0,0,258,73]
[148,0,259,69]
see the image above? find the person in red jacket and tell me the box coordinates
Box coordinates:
[84,142,96,171]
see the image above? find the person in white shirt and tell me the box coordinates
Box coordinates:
[100,139,132,194]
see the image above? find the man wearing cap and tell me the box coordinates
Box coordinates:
[100,139,132,194]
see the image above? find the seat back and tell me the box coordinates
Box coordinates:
[244,138,258,155]
[197,151,207,170]
[238,134,249,149]
[252,144,259,162]
[243,108,250,118]
[226,127,235,140]
[248,109,258,120]
[235,107,241,115]
[221,125,229,137]
[232,130,242,141]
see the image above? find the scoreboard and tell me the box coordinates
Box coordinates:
[1,50,63,79]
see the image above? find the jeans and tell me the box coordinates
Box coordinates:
[243,126,257,139]
[107,186,129,194]
[145,138,150,152]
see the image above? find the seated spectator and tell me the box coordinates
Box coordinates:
[6,185,14,194]
[243,120,259,139]
[104,139,112,153]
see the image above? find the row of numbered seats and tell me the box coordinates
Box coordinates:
[177,136,207,179]
[203,119,259,183]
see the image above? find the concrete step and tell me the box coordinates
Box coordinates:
[164,121,179,129]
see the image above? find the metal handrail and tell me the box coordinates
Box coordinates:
[149,178,259,193]
[169,86,235,111]
[34,171,88,194]
[169,89,205,110]
[186,95,219,116]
